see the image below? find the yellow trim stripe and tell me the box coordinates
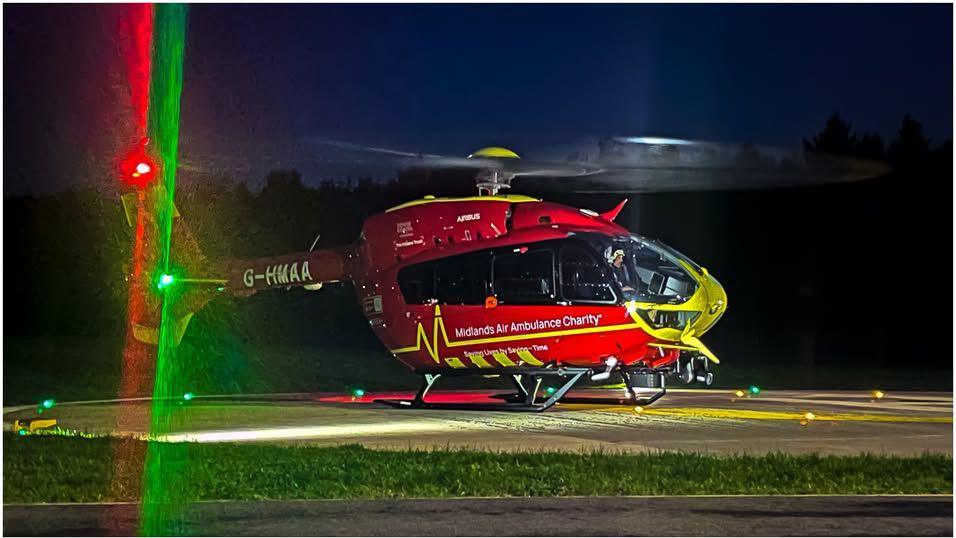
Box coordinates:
[390,304,720,366]
[467,353,492,368]
[386,194,540,213]
[391,315,645,354]
[492,352,516,367]
[516,350,544,366]
[444,357,467,369]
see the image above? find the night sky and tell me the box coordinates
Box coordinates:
[4,3,952,194]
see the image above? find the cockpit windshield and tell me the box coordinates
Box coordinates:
[598,235,700,304]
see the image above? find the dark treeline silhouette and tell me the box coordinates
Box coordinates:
[4,114,952,390]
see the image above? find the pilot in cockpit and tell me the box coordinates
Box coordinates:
[607,249,645,300]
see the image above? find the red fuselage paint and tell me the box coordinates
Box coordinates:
[352,197,679,372]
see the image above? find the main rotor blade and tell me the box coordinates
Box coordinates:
[309,138,603,177]
[307,136,891,192]
[519,137,891,193]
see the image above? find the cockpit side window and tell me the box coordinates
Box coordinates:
[620,239,698,304]
[560,243,616,303]
[590,235,698,304]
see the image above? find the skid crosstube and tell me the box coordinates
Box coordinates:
[375,366,667,412]
[376,367,590,412]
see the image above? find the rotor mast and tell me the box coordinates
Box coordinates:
[469,146,521,196]
[475,169,515,196]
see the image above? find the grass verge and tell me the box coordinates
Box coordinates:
[4,433,951,503]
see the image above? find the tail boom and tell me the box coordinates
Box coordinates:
[224,247,352,294]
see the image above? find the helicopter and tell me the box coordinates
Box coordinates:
[123,136,887,411]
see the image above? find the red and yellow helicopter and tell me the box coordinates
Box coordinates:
[123,137,886,411]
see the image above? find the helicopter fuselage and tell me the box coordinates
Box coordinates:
[352,194,727,375]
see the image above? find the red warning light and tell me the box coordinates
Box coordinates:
[119,138,157,188]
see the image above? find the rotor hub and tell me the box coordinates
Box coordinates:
[469,147,521,196]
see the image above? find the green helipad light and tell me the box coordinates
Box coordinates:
[183,392,194,401]
[545,387,556,395]
[157,273,175,289]
[17,429,27,436]
[748,385,761,395]
[41,399,55,409]
[352,389,366,398]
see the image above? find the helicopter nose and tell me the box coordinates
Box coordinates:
[692,269,727,336]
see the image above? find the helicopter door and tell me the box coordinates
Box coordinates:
[559,243,617,304]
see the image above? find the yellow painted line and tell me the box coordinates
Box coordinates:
[601,407,953,423]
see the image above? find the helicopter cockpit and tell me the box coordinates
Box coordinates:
[596,235,700,305]
[593,234,705,332]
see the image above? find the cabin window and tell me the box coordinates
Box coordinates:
[560,244,616,303]
[397,262,434,304]
[492,248,555,304]
[397,251,491,305]
[434,252,490,304]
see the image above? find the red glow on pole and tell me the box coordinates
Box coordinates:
[105,5,157,524]
[118,4,154,137]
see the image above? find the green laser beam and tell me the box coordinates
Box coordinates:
[141,5,189,536]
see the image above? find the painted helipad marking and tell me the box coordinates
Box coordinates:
[725,396,952,414]
[603,407,953,423]
[158,420,490,443]
[597,386,954,401]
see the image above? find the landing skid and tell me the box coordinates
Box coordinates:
[377,367,590,412]
[560,368,667,406]
[376,366,667,412]
[557,388,666,407]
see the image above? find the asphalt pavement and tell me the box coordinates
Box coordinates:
[3,495,952,536]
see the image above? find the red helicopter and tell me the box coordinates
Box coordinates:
[126,137,886,411]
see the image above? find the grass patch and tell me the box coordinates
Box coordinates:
[4,433,951,504]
